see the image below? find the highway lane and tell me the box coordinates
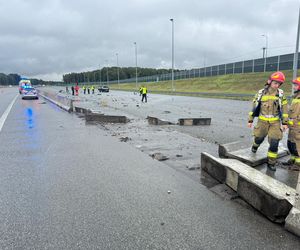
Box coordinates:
[0,94,299,249]
[0,87,19,117]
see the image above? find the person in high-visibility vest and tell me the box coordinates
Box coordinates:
[83,85,86,94]
[91,85,95,94]
[248,71,288,171]
[283,77,300,170]
[141,86,147,103]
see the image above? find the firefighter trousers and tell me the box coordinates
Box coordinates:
[253,120,283,165]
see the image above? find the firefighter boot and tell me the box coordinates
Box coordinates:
[267,163,276,171]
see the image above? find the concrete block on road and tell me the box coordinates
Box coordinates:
[85,113,128,123]
[147,116,174,125]
[39,93,73,113]
[201,152,296,223]
[218,141,288,167]
[178,118,211,126]
[74,106,91,114]
[285,207,300,236]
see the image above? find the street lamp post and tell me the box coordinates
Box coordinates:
[293,7,300,84]
[262,47,266,59]
[116,53,120,87]
[170,18,175,91]
[99,64,102,85]
[262,34,268,72]
[134,42,138,90]
[105,60,109,86]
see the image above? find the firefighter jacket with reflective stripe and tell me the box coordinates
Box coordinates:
[288,92,300,127]
[248,87,288,124]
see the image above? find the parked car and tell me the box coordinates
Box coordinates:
[21,86,38,99]
[98,85,109,92]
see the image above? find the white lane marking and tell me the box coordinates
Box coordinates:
[0,94,19,132]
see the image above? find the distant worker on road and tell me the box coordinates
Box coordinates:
[87,86,90,94]
[283,77,300,170]
[75,84,79,96]
[83,85,86,94]
[139,86,143,96]
[141,86,147,103]
[71,86,75,96]
[248,71,288,171]
[66,86,69,94]
[91,85,95,94]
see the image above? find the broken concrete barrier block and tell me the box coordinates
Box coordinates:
[178,118,211,126]
[147,116,174,125]
[285,207,300,236]
[218,141,288,167]
[85,113,128,123]
[74,106,91,114]
[201,152,296,223]
[237,175,293,223]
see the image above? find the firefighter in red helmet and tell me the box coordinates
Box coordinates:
[283,77,300,170]
[248,71,288,171]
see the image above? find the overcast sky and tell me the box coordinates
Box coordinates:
[0,0,299,80]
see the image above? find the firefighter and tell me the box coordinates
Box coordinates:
[141,86,147,103]
[248,71,288,171]
[283,77,300,170]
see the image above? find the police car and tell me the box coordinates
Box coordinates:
[21,86,39,100]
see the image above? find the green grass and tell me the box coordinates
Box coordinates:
[110,70,300,96]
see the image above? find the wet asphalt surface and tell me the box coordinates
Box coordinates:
[44,87,299,187]
[1,87,300,249]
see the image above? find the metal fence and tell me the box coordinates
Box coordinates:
[108,52,299,84]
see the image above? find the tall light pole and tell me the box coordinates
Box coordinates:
[293,6,300,83]
[262,34,268,72]
[134,42,138,90]
[116,53,120,87]
[170,18,175,91]
[99,64,102,85]
[105,60,109,86]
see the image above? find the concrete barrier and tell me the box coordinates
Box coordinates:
[285,175,300,236]
[147,116,174,125]
[74,106,91,114]
[38,93,72,112]
[218,141,288,167]
[201,152,296,223]
[85,113,128,123]
[178,118,211,126]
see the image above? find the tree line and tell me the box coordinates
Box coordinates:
[0,73,61,85]
[63,67,179,84]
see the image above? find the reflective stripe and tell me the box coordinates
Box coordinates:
[258,116,279,122]
[261,96,278,101]
[295,157,300,164]
[292,99,300,104]
[282,114,288,118]
[267,151,278,158]
[282,100,288,105]
[249,112,253,116]
[288,120,300,126]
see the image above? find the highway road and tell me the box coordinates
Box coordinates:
[0,87,299,249]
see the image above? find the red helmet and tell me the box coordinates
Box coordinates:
[268,71,285,84]
[292,77,300,91]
